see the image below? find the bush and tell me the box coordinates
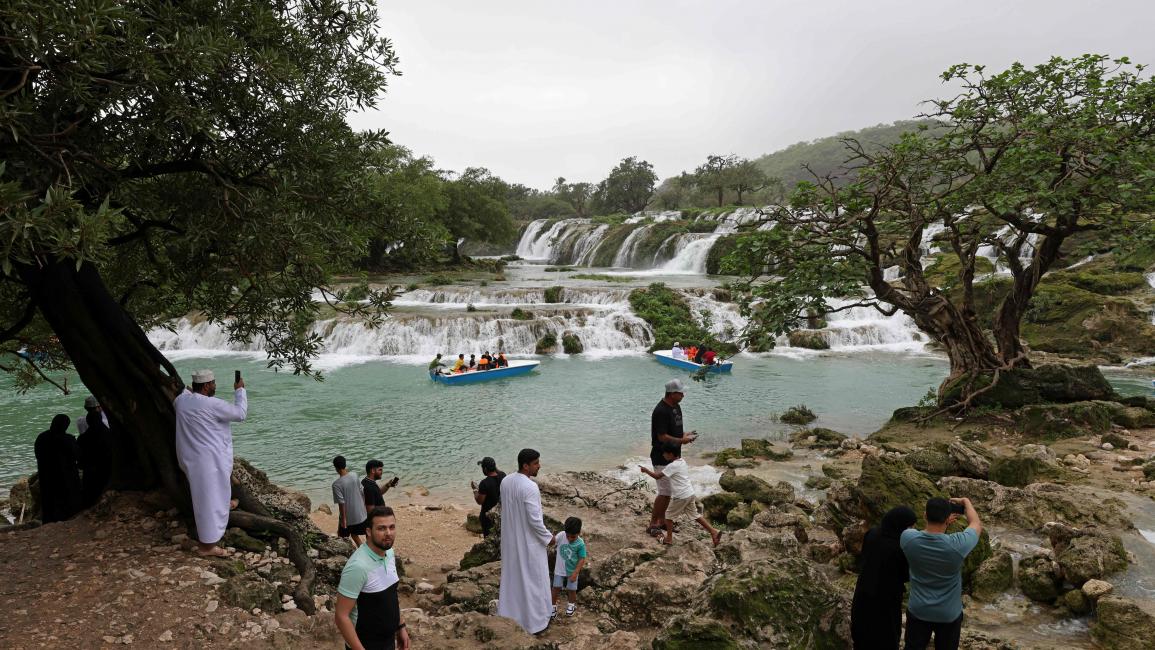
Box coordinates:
[687,220,719,233]
[405,282,419,292]
[570,273,634,283]
[543,286,565,303]
[466,303,477,312]
[545,266,575,272]
[342,284,369,302]
[423,273,456,286]
[706,234,740,275]
[628,282,738,354]
[499,254,522,262]
[510,308,534,320]
[562,332,584,354]
[780,405,817,425]
[535,333,558,354]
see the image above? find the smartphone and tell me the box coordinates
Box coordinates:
[390,476,400,487]
[949,502,966,514]
[235,370,242,383]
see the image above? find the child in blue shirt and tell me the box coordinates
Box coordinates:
[549,516,588,618]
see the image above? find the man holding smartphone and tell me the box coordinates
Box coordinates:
[899,497,983,650]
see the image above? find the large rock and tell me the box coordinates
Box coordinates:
[714,528,801,566]
[971,550,1014,601]
[739,438,792,461]
[937,477,1132,530]
[857,454,945,526]
[1044,524,1130,586]
[588,547,659,591]
[1014,401,1116,438]
[988,456,1050,487]
[940,364,1117,408]
[947,440,992,479]
[905,448,962,479]
[718,470,794,506]
[725,502,754,529]
[1018,555,1060,603]
[790,427,848,449]
[600,542,716,628]
[695,556,851,647]
[407,611,541,648]
[1092,596,1155,650]
[442,561,501,613]
[459,537,500,570]
[786,330,830,350]
[701,492,743,524]
[652,617,741,650]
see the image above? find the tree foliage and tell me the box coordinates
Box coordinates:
[725,55,1155,391]
[594,156,658,214]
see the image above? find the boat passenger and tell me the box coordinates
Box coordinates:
[478,354,490,371]
[452,354,466,373]
[703,348,716,366]
[469,354,477,370]
[693,346,706,364]
[497,352,509,367]
[429,353,445,374]
[671,342,684,360]
[685,346,698,363]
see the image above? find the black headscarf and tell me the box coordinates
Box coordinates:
[50,413,71,434]
[879,505,917,539]
[853,505,917,602]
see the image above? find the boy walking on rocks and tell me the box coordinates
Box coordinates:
[640,444,721,547]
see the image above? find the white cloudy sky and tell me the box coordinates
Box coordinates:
[349,1,1155,189]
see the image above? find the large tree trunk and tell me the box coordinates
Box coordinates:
[18,258,191,509]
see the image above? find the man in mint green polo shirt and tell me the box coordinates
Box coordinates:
[335,506,410,650]
[900,497,983,650]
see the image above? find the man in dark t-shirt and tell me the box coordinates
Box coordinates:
[472,456,506,537]
[646,379,697,536]
[363,459,397,511]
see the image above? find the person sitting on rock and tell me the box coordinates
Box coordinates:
[639,443,721,547]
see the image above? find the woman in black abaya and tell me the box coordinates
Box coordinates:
[851,505,918,649]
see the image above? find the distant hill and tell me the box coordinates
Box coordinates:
[753,120,938,187]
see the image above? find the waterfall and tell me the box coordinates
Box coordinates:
[612,225,652,268]
[394,287,631,307]
[1147,272,1155,324]
[516,220,572,260]
[775,299,929,355]
[572,224,609,266]
[660,234,721,274]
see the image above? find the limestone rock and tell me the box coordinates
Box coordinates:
[904,448,961,479]
[805,475,832,490]
[700,492,743,524]
[724,457,756,469]
[442,562,501,613]
[971,550,1013,601]
[601,543,716,628]
[220,573,282,613]
[464,513,483,535]
[739,438,792,460]
[937,477,1132,530]
[1063,588,1091,614]
[408,611,540,648]
[940,364,1116,409]
[1082,579,1114,600]
[458,537,500,571]
[790,427,848,449]
[948,440,992,479]
[714,528,800,566]
[857,454,944,526]
[718,470,794,506]
[589,547,659,591]
[1018,555,1060,603]
[1092,596,1155,650]
[725,502,754,529]
[751,509,810,544]
[652,616,740,650]
[1054,531,1129,586]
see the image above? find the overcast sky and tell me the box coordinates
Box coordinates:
[348,1,1155,190]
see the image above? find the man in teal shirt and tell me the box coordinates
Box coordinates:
[335,506,410,650]
[900,497,983,649]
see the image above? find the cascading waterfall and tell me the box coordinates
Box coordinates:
[660,234,721,274]
[515,219,550,258]
[516,219,573,260]
[612,224,653,268]
[1147,272,1155,325]
[572,224,609,266]
[394,287,632,307]
[776,299,929,354]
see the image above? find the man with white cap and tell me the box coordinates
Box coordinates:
[671,341,685,360]
[76,395,109,435]
[174,369,247,557]
[645,379,697,537]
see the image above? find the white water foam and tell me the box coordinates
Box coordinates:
[612,224,653,268]
[661,234,721,274]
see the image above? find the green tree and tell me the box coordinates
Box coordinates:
[0,0,415,589]
[552,177,595,218]
[692,154,739,207]
[363,144,448,270]
[437,167,515,256]
[725,55,1155,398]
[727,158,769,205]
[594,156,658,213]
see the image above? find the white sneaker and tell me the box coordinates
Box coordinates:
[550,605,557,619]
[565,603,576,617]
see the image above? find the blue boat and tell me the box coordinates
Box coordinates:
[652,350,733,373]
[429,360,541,385]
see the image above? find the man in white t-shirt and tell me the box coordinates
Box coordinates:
[640,443,721,546]
[671,342,685,360]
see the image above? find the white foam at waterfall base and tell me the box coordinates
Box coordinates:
[660,234,721,274]
[607,457,722,497]
[773,300,931,357]
[516,219,577,261]
[393,287,631,308]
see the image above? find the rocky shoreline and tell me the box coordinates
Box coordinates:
[4,390,1155,648]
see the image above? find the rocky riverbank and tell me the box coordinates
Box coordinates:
[4,392,1155,649]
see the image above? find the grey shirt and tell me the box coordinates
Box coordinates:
[332,472,368,526]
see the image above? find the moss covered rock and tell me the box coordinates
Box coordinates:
[703,557,851,648]
[459,537,500,570]
[652,616,741,650]
[971,550,1014,601]
[805,475,833,490]
[725,502,754,529]
[1064,588,1092,615]
[534,333,558,354]
[1056,533,1130,586]
[219,573,282,613]
[780,404,818,425]
[543,285,565,303]
[988,456,1048,487]
[701,492,744,523]
[1092,596,1155,650]
[904,448,962,480]
[940,364,1116,408]
[1015,401,1116,439]
[719,470,794,506]
[739,438,792,460]
[792,427,849,449]
[856,454,945,527]
[787,330,830,350]
[1018,555,1060,603]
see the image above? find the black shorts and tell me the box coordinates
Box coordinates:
[341,519,368,537]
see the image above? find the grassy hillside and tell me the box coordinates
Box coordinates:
[753,120,938,188]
